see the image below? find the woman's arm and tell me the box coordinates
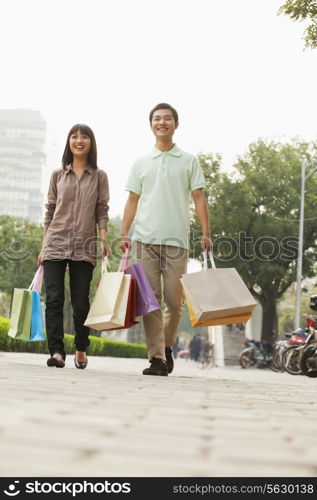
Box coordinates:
[99,227,108,257]
[96,171,110,257]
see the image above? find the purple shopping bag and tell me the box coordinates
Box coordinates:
[119,251,160,317]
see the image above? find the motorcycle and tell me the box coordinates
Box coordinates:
[281,297,317,376]
[281,329,309,375]
[298,300,317,377]
[239,339,273,369]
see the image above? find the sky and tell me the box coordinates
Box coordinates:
[1,0,317,218]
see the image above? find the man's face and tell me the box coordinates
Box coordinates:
[151,108,178,140]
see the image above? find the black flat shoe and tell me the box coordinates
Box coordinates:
[74,356,88,369]
[47,356,65,368]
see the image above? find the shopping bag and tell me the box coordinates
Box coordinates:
[84,257,131,330]
[8,288,33,340]
[8,265,45,341]
[30,291,46,341]
[119,249,160,316]
[181,251,257,327]
[107,276,138,330]
[29,265,46,341]
[184,288,252,327]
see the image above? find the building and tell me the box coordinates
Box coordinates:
[0,109,46,223]
[209,301,262,367]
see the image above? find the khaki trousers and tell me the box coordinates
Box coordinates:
[135,242,188,361]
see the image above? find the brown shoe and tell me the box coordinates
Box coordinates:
[165,347,174,374]
[143,358,168,376]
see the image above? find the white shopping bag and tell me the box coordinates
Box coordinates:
[84,257,131,330]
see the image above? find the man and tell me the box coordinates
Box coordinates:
[120,103,211,376]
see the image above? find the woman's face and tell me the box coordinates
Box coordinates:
[69,129,91,159]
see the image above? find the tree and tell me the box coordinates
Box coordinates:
[0,215,42,296]
[279,0,317,49]
[191,140,317,343]
[277,278,317,336]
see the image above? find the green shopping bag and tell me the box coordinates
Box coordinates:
[8,266,44,341]
[8,288,33,340]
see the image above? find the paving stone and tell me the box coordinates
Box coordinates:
[1,352,317,477]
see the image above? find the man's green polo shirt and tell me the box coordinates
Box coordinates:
[125,144,206,249]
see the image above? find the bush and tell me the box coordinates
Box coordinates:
[0,317,147,358]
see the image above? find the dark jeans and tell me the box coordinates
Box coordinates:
[43,259,94,359]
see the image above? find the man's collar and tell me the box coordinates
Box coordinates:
[65,164,94,174]
[151,144,181,159]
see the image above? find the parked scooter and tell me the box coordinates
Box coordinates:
[239,339,273,369]
[299,296,317,377]
[281,329,309,375]
[281,295,317,376]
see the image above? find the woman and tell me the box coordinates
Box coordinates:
[38,124,109,369]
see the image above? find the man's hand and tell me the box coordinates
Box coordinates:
[192,189,212,253]
[120,235,132,253]
[201,235,212,252]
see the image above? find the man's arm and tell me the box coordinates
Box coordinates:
[120,192,140,252]
[191,188,212,252]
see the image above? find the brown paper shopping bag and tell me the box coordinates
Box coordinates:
[184,286,252,327]
[181,251,257,327]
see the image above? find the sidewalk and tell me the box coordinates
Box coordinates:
[1,352,317,477]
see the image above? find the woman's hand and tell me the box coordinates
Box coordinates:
[100,239,109,258]
[37,251,43,267]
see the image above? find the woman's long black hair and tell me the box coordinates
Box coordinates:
[62,123,98,169]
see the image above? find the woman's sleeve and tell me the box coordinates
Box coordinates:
[96,170,110,230]
[44,170,58,232]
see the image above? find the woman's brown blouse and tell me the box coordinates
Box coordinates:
[42,164,109,266]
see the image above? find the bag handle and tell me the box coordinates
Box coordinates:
[29,265,44,292]
[101,256,111,275]
[203,250,216,270]
[118,249,131,272]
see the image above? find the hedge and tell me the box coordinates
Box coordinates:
[0,317,147,358]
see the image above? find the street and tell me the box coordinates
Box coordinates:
[0,352,316,477]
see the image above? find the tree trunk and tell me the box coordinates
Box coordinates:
[260,292,278,343]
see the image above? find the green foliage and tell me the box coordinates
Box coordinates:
[279,0,317,49]
[0,316,147,357]
[0,215,42,296]
[278,274,317,334]
[0,292,11,318]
